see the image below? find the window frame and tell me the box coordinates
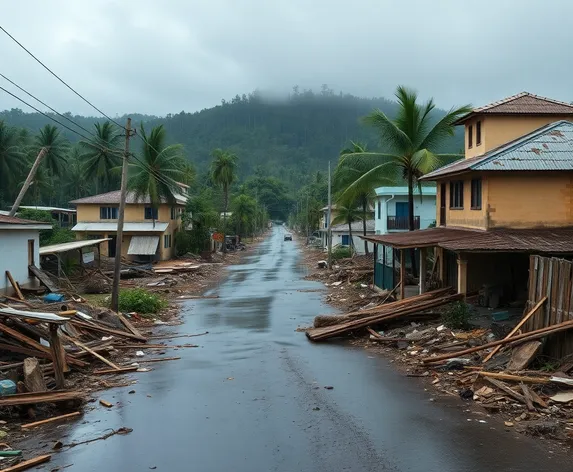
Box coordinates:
[449,180,464,210]
[170,207,176,220]
[471,178,482,210]
[341,234,350,246]
[476,120,482,146]
[99,206,118,220]
[163,233,172,249]
[467,125,473,148]
[144,207,159,220]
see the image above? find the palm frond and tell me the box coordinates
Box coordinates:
[418,104,472,151]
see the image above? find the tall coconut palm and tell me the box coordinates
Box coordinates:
[80,121,122,193]
[65,146,91,200]
[0,121,24,203]
[341,86,471,273]
[331,202,362,254]
[9,124,69,216]
[129,124,185,213]
[335,141,388,254]
[210,149,238,252]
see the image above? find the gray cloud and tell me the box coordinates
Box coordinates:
[2,0,573,117]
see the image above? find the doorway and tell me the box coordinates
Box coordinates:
[108,236,117,258]
[440,183,447,226]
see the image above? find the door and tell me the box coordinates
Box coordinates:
[395,202,409,229]
[440,183,447,226]
[108,236,117,258]
[27,239,35,266]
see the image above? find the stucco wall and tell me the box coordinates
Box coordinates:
[437,175,489,229]
[375,194,436,234]
[331,231,373,255]
[0,230,40,293]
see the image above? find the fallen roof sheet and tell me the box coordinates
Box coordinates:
[422,120,573,180]
[39,238,110,255]
[128,235,159,255]
[72,222,169,233]
[360,227,479,249]
[0,307,69,324]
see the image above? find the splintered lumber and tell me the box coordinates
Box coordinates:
[506,341,542,371]
[49,324,66,389]
[117,312,144,338]
[5,271,24,300]
[23,358,46,393]
[484,377,527,405]
[2,295,32,307]
[0,454,51,472]
[422,319,573,363]
[520,383,536,411]
[136,356,181,364]
[93,366,139,375]
[28,265,58,292]
[21,411,81,429]
[478,371,550,384]
[70,339,119,371]
[113,344,168,349]
[483,297,547,363]
[69,319,147,342]
[529,388,548,408]
[0,390,82,407]
[307,293,462,341]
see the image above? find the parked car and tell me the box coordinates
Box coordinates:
[284,233,292,241]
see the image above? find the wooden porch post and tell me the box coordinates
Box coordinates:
[457,253,468,296]
[49,324,67,389]
[419,247,427,295]
[400,249,406,299]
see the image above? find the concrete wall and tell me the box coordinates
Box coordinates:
[331,231,373,255]
[0,229,40,293]
[375,194,436,234]
[464,115,573,159]
[437,175,489,229]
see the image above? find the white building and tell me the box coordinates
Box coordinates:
[0,214,51,294]
[330,220,375,255]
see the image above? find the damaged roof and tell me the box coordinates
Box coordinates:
[422,120,573,180]
[455,92,573,125]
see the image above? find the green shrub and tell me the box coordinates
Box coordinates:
[442,301,473,330]
[117,288,167,315]
[332,246,352,261]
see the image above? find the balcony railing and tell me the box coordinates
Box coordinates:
[387,215,420,230]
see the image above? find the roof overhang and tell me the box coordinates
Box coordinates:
[40,238,111,255]
[72,222,169,233]
[0,224,52,230]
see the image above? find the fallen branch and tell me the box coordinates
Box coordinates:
[64,427,133,448]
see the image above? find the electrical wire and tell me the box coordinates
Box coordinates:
[0,25,126,131]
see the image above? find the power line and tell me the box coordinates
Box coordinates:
[0,72,98,139]
[0,25,126,131]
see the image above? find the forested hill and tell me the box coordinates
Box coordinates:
[0,88,464,189]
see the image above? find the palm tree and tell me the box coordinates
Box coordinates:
[9,124,69,216]
[335,141,386,254]
[80,121,122,193]
[231,193,256,239]
[65,146,91,200]
[129,124,185,213]
[210,149,238,252]
[0,121,24,203]
[341,86,471,272]
[331,202,362,254]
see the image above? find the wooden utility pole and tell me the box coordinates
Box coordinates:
[111,118,132,312]
[327,161,333,269]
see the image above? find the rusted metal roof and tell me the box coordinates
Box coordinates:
[70,190,186,205]
[422,121,573,180]
[360,227,480,249]
[0,214,47,225]
[455,92,573,124]
[362,226,573,253]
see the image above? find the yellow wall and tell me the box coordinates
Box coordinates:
[464,115,573,159]
[436,172,573,230]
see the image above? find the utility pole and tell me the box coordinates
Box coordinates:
[111,117,133,312]
[327,160,333,269]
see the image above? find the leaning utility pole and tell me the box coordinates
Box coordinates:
[111,117,133,312]
[327,160,333,269]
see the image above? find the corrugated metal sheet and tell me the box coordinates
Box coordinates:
[72,222,168,232]
[128,236,159,255]
[423,121,573,179]
[360,227,479,248]
[40,238,110,255]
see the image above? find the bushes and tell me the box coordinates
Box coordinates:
[442,301,473,330]
[332,246,352,261]
[117,288,167,315]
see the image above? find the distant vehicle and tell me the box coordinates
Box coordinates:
[284,233,292,241]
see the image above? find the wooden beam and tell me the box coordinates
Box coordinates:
[484,377,527,405]
[70,339,120,371]
[483,297,547,363]
[0,390,82,407]
[21,411,81,429]
[5,271,24,300]
[520,383,536,411]
[419,247,427,295]
[399,249,405,300]
[116,312,144,338]
[478,371,549,384]
[49,324,66,389]
[93,366,139,375]
[0,454,51,472]
[69,320,147,342]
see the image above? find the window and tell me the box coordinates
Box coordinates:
[163,234,172,249]
[476,120,482,146]
[449,181,464,209]
[471,178,482,210]
[145,207,158,220]
[341,234,350,246]
[170,207,176,220]
[377,200,381,219]
[100,207,118,219]
[468,125,473,148]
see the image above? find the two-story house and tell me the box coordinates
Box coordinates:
[362,92,573,301]
[70,183,188,261]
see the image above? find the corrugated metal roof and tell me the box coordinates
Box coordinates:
[40,238,110,255]
[72,222,169,232]
[70,190,186,206]
[422,121,573,179]
[360,227,479,248]
[127,236,160,255]
[19,206,76,213]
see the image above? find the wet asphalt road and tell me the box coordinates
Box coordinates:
[32,227,571,471]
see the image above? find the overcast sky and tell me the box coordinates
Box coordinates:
[2,0,573,117]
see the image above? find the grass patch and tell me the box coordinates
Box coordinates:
[118,288,167,315]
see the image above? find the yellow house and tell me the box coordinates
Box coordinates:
[70,183,188,261]
[362,92,573,301]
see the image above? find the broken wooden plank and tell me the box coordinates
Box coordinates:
[113,344,168,349]
[0,454,51,472]
[116,312,144,338]
[484,377,527,405]
[99,399,113,408]
[21,411,81,429]
[478,371,550,384]
[528,388,548,409]
[69,320,147,342]
[507,341,542,371]
[49,324,66,389]
[93,366,139,375]
[520,383,536,412]
[0,390,82,407]
[28,265,58,292]
[5,271,24,300]
[483,297,547,363]
[23,358,46,393]
[136,357,181,364]
[70,339,120,371]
